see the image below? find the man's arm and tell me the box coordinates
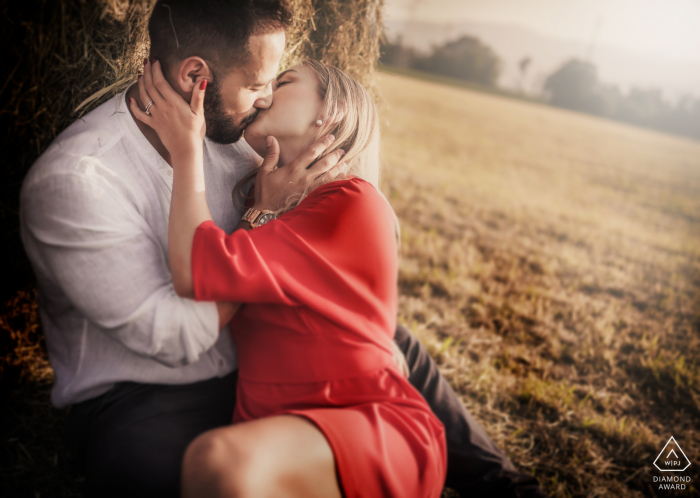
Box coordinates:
[216,302,240,329]
[21,166,227,367]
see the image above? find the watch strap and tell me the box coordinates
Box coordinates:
[242,208,275,228]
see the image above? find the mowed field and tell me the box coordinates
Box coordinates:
[377,71,700,497]
[2,72,699,497]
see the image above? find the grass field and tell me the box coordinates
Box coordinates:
[377,70,700,496]
[2,71,699,497]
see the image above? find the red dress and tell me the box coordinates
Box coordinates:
[192,177,447,498]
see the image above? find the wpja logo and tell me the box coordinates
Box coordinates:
[652,436,692,491]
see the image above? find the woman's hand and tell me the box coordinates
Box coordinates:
[130,60,211,299]
[129,59,206,160]
[252,135,347,212]
[391,341,410,378]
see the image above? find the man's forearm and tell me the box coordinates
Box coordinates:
[216,302,241,329]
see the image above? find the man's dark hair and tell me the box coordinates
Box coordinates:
[148,0,293,76]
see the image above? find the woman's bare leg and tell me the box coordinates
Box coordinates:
[181,415,342,498]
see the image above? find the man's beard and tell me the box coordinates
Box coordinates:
[203,78,259,145]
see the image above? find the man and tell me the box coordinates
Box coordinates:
[20,1,545,496]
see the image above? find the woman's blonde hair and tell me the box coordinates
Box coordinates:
[233,59,381,215]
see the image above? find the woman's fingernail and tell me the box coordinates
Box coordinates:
[339,150,346,157]
[200,80,207,90]
[144,58,148,66]
[328,134,335,142]
[266,136,273,147]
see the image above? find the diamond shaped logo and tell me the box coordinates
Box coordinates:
[653,436,691,472]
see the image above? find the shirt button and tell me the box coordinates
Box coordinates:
[167,169,173,177]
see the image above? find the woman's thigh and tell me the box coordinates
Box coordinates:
[182,414,342,498]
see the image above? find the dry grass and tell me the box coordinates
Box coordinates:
[3,3,699,496]
[5,71,698,496]
[377,71,700,497]
[0,289,84,496]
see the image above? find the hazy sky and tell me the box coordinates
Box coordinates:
[385,0,700,63]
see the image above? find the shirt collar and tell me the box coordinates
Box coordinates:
[114,83,172,171]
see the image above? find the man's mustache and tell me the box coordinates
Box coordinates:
[242,109,261,127]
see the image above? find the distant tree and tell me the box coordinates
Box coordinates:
[412,35,501,87]
[543,58,700,141]
[518,56,532,92]
[544,59,603,114]
[379,37,416,68]
[519,56,532,74]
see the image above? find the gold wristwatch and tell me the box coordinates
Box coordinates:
[242,208,277,228]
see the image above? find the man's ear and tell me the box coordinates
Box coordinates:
[173,56,213,96]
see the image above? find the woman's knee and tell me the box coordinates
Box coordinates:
[181,428,258,498]
[181,417,340,498]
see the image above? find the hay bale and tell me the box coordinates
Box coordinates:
[283,0,384,91]
[0,0,154,299]
[0,0,385,299]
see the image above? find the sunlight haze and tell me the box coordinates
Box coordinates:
[386,0,700,63]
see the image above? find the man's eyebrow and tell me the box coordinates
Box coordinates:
[275,69,298,83]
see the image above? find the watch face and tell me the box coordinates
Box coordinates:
[257,213,275,226]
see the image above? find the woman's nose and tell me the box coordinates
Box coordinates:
[254,83,273,110]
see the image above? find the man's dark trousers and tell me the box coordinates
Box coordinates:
[68,325,546,497]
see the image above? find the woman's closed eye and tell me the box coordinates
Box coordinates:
[274,79,291,90]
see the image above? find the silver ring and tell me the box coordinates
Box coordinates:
[144,101,154,115]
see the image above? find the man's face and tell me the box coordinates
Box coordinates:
[204,30,286,144]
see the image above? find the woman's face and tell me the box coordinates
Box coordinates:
[244,63,324,159]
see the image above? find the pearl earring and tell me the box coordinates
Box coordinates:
[316,119,323,126]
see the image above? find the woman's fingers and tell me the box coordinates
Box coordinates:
[309,149,346,178]
[137,73,153,114]
[290,134,336,173]
[190,78,207,115]
[151,60,183,103]
[259,136,280,174]
[129,97,153,126]
[323,160,349,181]
[143,59,166,108]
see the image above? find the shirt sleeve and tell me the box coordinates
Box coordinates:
[20,163,220,368]
[192,179,398,324]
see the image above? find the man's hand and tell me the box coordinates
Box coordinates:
[217,302,241,329]
[392,341,410,378]
[252,135,347,212]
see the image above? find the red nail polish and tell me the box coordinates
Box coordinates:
[144,58,148,66]
[200,80,207,90]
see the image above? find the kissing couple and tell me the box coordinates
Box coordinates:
[20,1,546,497]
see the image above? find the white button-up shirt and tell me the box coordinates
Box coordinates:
[20,86,259,408]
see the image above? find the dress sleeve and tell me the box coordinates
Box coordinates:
[192,179,398,318]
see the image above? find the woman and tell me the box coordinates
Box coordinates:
[130,59,446,498]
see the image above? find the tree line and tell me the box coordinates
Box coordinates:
[381,38,700,141]
[543,60,700,141]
